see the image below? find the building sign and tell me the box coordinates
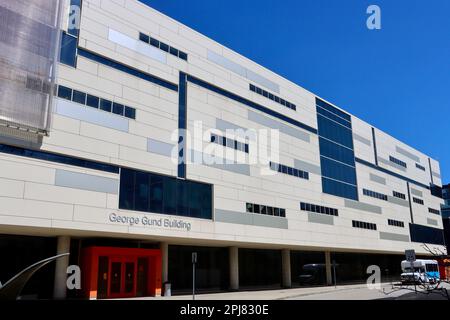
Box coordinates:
[109,213,192,231]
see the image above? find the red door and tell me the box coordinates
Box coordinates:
[108,257,137,298]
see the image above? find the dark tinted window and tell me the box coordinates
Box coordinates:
[72,90,86,104]
[139,32,149,43]
[60,32,77,67]
[119,168,213,219]
[112,103,124,116]
[57,86,72,100]
[100,99,112,112]
[86,94,99,108]
[125,106,136,119]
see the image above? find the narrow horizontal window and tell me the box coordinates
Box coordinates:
[389,156,407,168]
[388,219,404,228]
[210,133,248,153]
[392,191,406,200]
[428,208,440,215]
[413,197,424,205]
[56,85,136,120]
[270,161,309,180]
[300,202,338,216]
[363,188,388,201]
[416,163,426,171]
[352,220,377,230]
[249,84,296,111]
[246,202,286,218]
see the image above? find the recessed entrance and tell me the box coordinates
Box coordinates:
[81,246,161,299]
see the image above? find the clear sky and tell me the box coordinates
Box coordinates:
[142,0,450,184]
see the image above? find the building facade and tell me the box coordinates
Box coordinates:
[442,184,450,253]
[0,0,446,299]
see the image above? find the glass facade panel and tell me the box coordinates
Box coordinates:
[60,32,77,67]
[119,168,213,219]
[316,98,358,200]
[320,157,357,185]
[322,177,358,200]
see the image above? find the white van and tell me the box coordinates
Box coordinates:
[400,259,440,284]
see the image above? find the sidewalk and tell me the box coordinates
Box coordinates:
[119,282,449,300]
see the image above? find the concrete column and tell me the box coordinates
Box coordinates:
[53,236,70,299]
[160,242,169,284]
[229,247,239,291]
[281,249,291,288]
[325,251,333,286]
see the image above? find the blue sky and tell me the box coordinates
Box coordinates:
[143,0,450,183]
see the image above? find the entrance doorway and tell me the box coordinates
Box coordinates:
[81,247,161,299]
[109,257,136,298]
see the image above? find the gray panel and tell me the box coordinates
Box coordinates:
[215,119,256,141]
[147,138,174,157]
[248,110,310,142]
[387,196,410,207]
[344,199,382,214]
[378,157,407,172]
[214,209,288,229]
[396,146,420,162]
[353,133,371,146]
[191,150,250,175]
[207,50,246,77]
[108,29,166,64]
[55,169,118,194]
[427,218,438,226]
[56,99,129,132]
[370,173,386,185]
[215,209,253,225]
[207,50,280,93]
[410,188,423,197]
[307,212,334,225]
[432,171,441,179]
[246,69,280,93]
[294,159,321,175]
[252,214,288,229]
[379,232,410,242]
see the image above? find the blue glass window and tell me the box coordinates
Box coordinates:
[124,106,136,119]
[318,138,355,166]
[249,84,296,111]
[169,47,179,57]
[178,51,188,61]
[409,223,445,245]
[72,90,86,104]
[100,99,112,112]
[316,97,358,200]
[159,42,169,52]
[60,32,77,67]
[113,103,124,116]
[57,85,72,100]
[0,144,119,174]
[139,32,150,43]
[86,94,99,108]
[149,37,160,48]
[317,115,354,149]
[322,177,358,200]
[119,168,212,219]
[320,157,357,185]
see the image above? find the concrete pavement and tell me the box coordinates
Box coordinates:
[119,282,450,300]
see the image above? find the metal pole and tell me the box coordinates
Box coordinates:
[333,260,337,288]
[192,261,195,300]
